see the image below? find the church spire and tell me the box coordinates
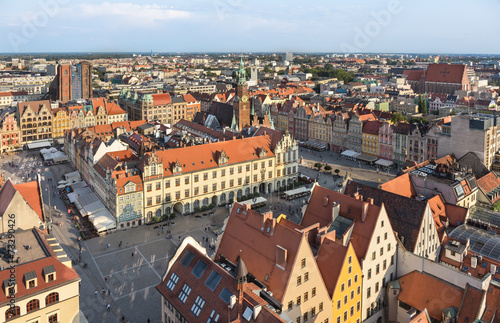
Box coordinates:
[250,98,255,116]
[268,109,275,130]
[238,57,246,84]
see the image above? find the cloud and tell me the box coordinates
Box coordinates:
[75,2,192,23]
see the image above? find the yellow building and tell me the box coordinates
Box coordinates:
[317,239,363,323]
[362,120,383,157]
[308,112,333,150]
[52,107,70,139]
[0,229,80,323]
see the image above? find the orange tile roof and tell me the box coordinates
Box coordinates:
[301,185,381,261]
[182,93,197,103]
[152,93,171,106]
[316,237,349,296]
[410,309,431,323]
[380,173,416,198]
[106,102,126,115]
[216,203,304,301]
[398,271,463,320]
[457,284,483,323]
[425,64,468,84]
[479,283,500,323]
[144,135,274,177]
[15,181,43,221]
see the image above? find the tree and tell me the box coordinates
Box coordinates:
[314,163,323,171]
[391,112,405,123]
[334,169,340,175]
[418,95,427,114]
[324,165,332,172]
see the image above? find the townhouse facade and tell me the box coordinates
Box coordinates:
[362,120,382,157]
[0,113,21,153]
[378,121,393,161]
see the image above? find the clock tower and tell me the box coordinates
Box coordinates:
[234,58,251,130]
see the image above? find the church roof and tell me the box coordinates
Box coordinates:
[425,64,468,84]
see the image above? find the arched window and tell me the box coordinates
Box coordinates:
[155,209,161,217]
[5,306,20,320]
[26,299,40,313]
[45,292,59,306]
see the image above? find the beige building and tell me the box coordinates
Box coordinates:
[138,129,298,220]
[0,229,80,323]
[17,100,53,144]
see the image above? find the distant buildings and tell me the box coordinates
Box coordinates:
[48,61,92,101]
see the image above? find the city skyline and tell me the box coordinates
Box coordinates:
[0,0,499,54]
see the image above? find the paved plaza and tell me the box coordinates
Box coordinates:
[0,146,397,322]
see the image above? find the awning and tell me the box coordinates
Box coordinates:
[375,159,393,167]
[283,186,309,197]
[67,192,77,203]
[27,141,51,150]
[64,171,81,182]
[240,196,267,206]
[89,209,116,233]
[356,154,378,163]
[341,150,361,158]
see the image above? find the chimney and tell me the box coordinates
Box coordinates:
[353,192,359,199]
[332,201,341,222]
[361,202,369,223]
[367,197,374,205]
[323,196,329,207]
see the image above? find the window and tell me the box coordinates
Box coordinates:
[45,292,59,305]
[367,287,371,298]
[185,177,190,184]
[372,252,376,260]
[26,299,39,313]
[348,279,352,287]
[312,307,316,316]
[212,183,217,191]
[288,301,293,310]
[375,282,379,292]
[303,312,308,322]
[377,236,380,244]
[147,184,152,192]
[156,182,161,190]
[166,273,179,291]
[230,168,234,175]
[238,166,242,173]
[344,311,348,321]
[312,287,316,297]
[380,247,384,256]
[213,171,217,178]
[175,178,180,186]
[341,283,345,292]
[348,265,352,274]
[48,313,57,323]
[388,243,391,251]
[376,264,380,274]
[301,258,306,268]
[207,310,220,323]
[178,284,191,303]
[344,295,348,305]
[230,180,234,187]
[165,180,170,188]
[350,306,354,316]
[175,191,180,200]
[357,286,361,295]
[391,255,394,265]
[297,276,301,285]
[191,296,205,317]
[203,185,208,193]
[354,274,358,283]
[297,296,301,305]
[337,300,341,309]
[319,302,323,311]
[368,269,371,279]
[192,260,208,278]
[384,232,388,240]
[304,292,308,302]
[351,290,354,300]
[204,173,208,180]
[304,272,309,282]
[383,260,387,270]
[381,220,384,227]
[5,306,20,320]
[337,317,341,323]
[205,271,222,291]
[254,163,257,170]
[357,301,360,311]
[296,317,300,323]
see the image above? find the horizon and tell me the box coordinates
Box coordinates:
[1,0,499,54]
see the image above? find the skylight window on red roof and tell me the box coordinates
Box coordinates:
[192,260,208,278]
[166,273,179,291]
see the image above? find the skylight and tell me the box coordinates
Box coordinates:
[242,307,253,321]
[178,284,191,303]
[219,288,233,304]
[205,271,222,291]
[180,250,195,267]
[192,260,208,278]
[190,296,205,317]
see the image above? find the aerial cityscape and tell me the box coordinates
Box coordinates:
[1,1,500,323]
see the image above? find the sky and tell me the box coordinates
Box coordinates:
[0,0,499,54]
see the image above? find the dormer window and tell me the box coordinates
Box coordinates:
[24,271,37,289]
[43,265,56,283]
[3,279,17,296]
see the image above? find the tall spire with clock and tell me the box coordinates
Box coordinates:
[233,57,251,131]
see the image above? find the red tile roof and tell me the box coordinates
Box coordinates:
[216,203,304,301]
[157,240,286,322]
[362,120,383,135]
[316,238,349,296]
[398,271,463,320]
[477,172,500,203]
[425,64,469,85]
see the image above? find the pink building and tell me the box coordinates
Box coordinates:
[378,121,394,161]
[0,113,21,153]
